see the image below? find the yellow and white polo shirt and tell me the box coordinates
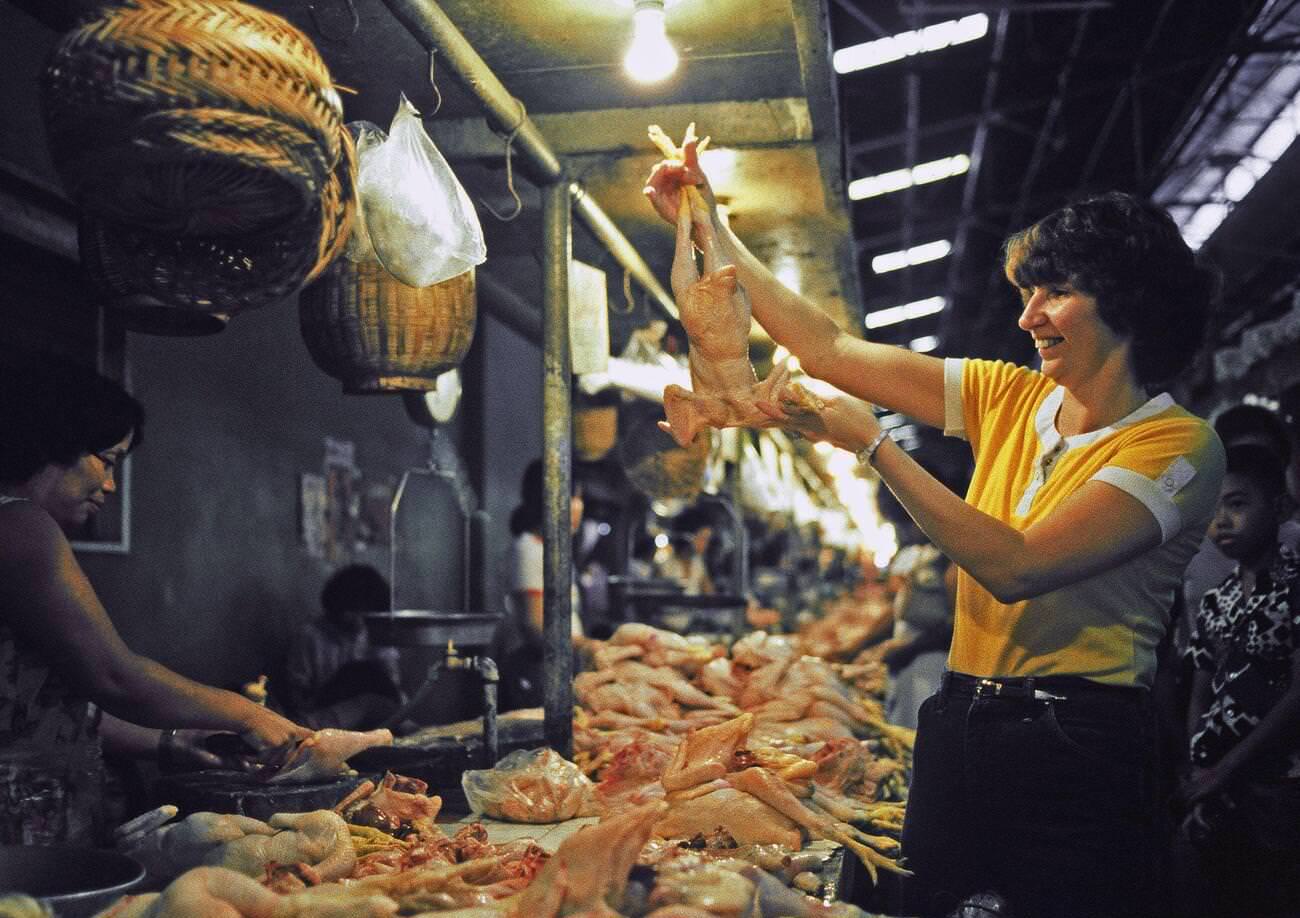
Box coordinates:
[943,358,1225,688]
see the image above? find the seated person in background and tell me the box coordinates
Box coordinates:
[285,564,403,730]
[1175,443,1300,918]
[500,458,585,711]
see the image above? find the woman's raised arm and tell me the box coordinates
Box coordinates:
[644,140,947,429]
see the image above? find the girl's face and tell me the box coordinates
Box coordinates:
[1209,471,1278,563]
[42,433,131,532]
[1016,282,1129,387]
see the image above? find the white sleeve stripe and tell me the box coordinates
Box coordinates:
[1092,466,1182,543]
[944,357,967,439]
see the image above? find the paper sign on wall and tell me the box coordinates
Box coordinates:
[570,260,610,376]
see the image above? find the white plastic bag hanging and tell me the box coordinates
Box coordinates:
[359,94,487,287]
[343,120,386,263]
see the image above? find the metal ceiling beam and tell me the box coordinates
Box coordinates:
[1006,10,1093,232]
[425,98,813,158]
[1077,0,1177,188]
[946,10,1010,300]
[789,0,864,326]
[377,0,677,322]
[828,0,888,38]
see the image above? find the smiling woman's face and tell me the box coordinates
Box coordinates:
[41,432,132,532]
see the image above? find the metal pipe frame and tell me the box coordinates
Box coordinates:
[378,0,677,322]
[541,177,575,760]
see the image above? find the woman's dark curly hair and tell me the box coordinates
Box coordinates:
[0,358,144,483]
[1002,191,1221,387]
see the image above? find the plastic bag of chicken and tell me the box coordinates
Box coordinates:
[358,94,487,287]
[462,747,600,823]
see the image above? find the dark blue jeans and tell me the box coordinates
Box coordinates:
[900,672,1159,918]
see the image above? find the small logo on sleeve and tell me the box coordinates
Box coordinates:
[1157,456,1196,497]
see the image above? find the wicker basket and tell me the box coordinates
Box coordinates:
[299,262,478,394]
[79,126,357,334]
[575,406,618,461]
[42,0,342,236]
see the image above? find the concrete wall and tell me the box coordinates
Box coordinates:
[78,298,444,690]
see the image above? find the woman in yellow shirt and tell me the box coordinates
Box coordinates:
[645,147,1223,918]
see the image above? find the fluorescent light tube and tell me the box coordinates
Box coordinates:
[834,14,989,75]
[864,295,946,329]
[871,240,952,274]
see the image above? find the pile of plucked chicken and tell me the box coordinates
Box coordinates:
[58,623,912,917]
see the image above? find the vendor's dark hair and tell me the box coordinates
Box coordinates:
[321,563,390,621]
[1224,442,1287,500]
[1002,191,1220,387]
[0,358,144,483]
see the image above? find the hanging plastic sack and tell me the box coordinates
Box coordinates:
[359,94,487,287]
[343,120,386,263]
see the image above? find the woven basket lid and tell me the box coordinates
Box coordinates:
[42,0,342,236]
[80,127,357,334]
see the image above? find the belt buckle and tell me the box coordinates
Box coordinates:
[974,678,1003,697]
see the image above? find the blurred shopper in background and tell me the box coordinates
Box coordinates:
[499,458,585,710]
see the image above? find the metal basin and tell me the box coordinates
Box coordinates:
[153,770,367,822]
[364,610,502,648]
[0,845,145,918]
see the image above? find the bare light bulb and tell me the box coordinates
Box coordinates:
[624,0,678,84]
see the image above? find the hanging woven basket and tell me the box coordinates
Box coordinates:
[79,127,357,335]
[299,261,478,394]
[42,0,342,237]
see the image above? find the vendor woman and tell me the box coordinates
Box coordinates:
[645,145,1224,918]
[0,360,310,844]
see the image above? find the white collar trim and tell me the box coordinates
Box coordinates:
[1034,387,1173,453]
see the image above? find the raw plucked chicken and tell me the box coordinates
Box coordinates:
[269,727,393,784]
[508,800,668,917]
[94,865,399,918]
[122,809,356,884]
[647,124,815,447]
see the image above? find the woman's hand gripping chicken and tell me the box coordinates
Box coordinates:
[648,125,817,447]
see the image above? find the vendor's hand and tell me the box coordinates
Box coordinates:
[643,126,716,227]
[239,709,311,766]
[159,729,232,771]
[756,365,880,452]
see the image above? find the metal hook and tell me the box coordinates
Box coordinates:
[610,267,636,315]
[427,49,443,117]
[479,98,527,222]
[306,0,359,43]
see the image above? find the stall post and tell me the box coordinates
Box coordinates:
[541,176,574,759]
